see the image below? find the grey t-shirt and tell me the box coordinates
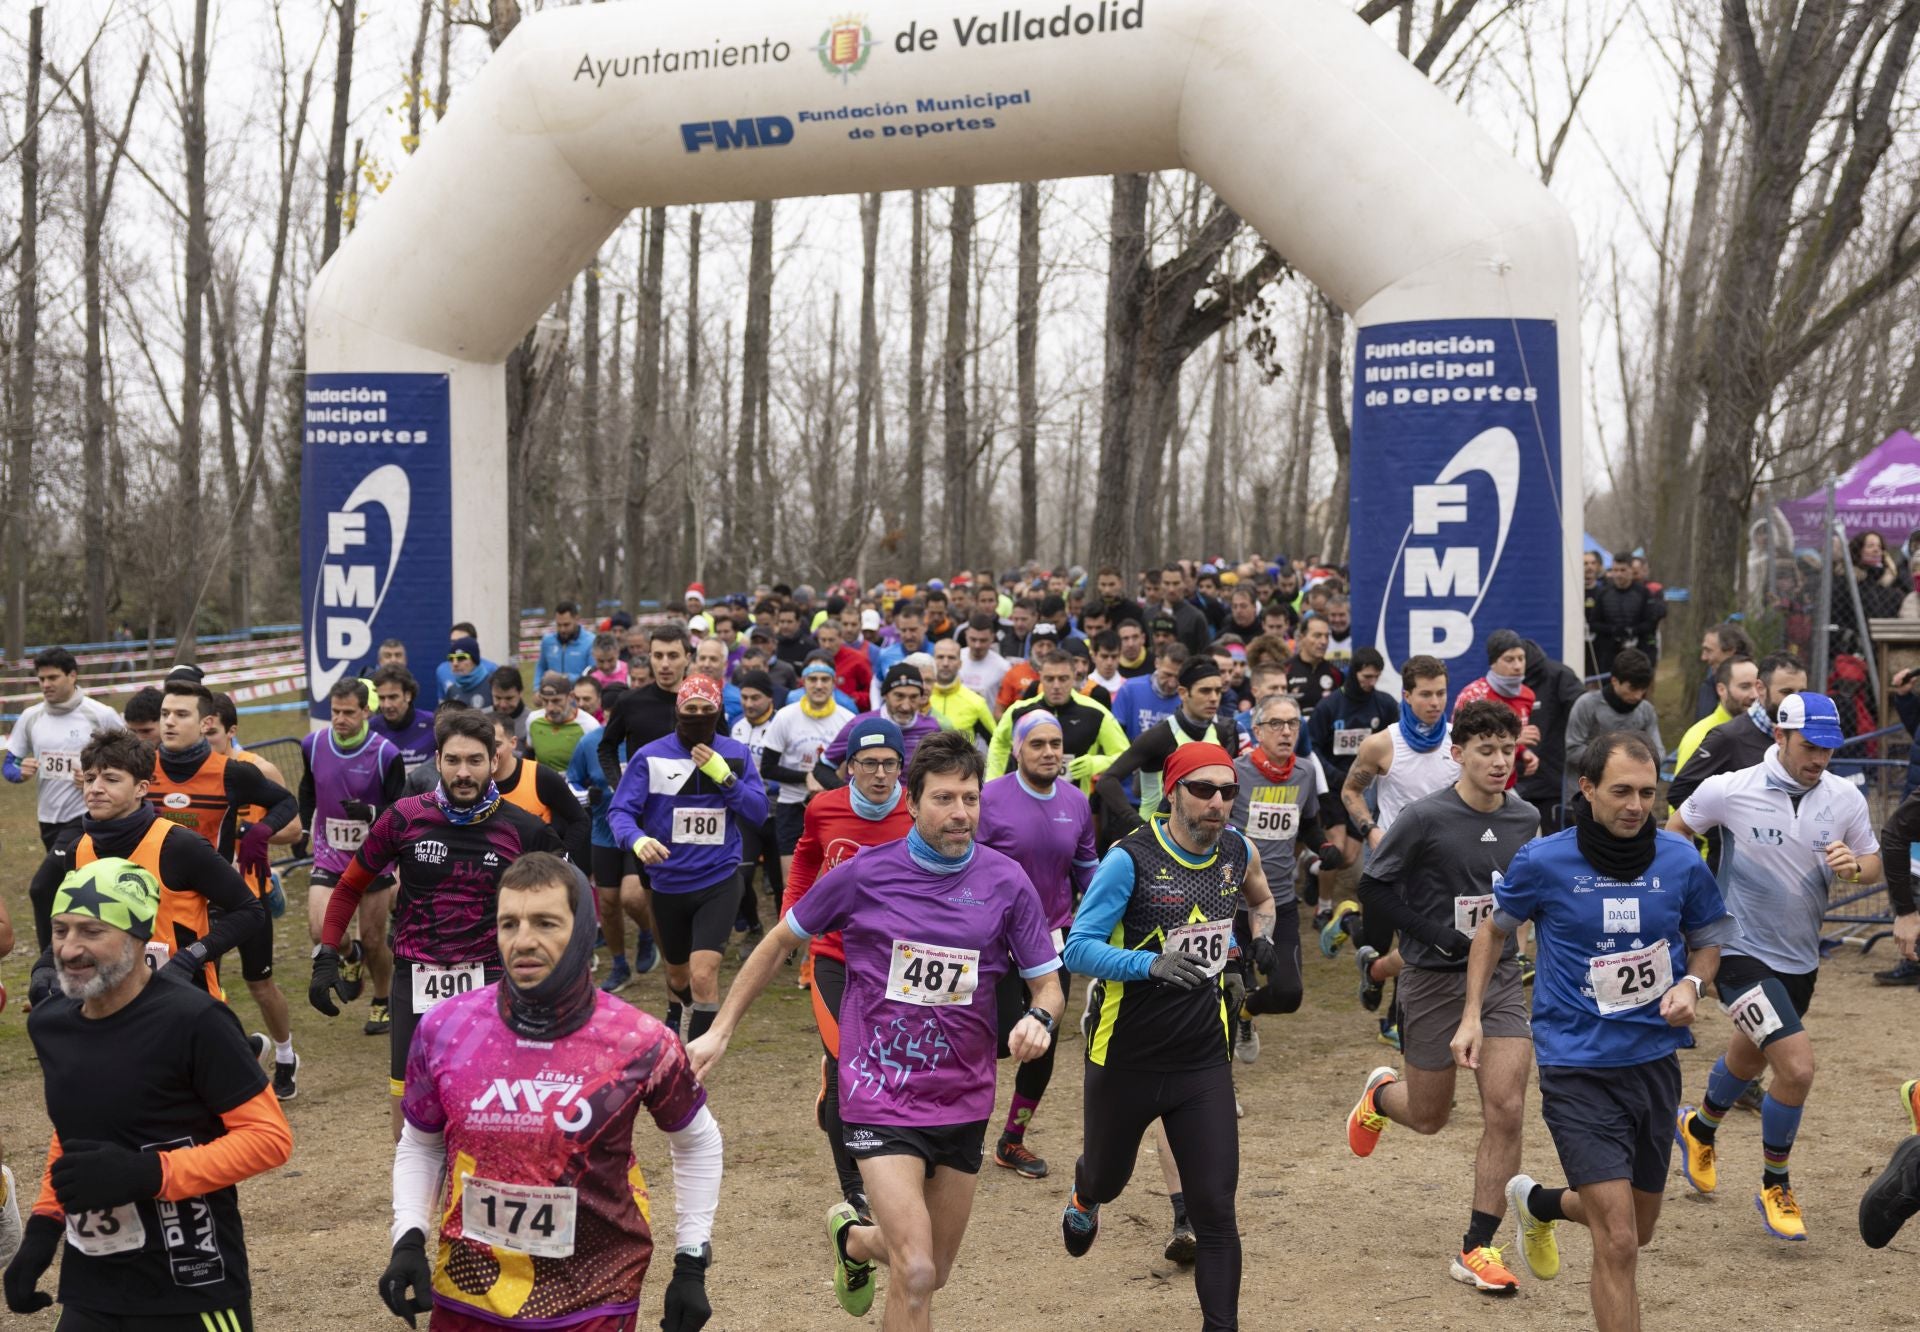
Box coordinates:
[1364,785,1538,971]
[1230,752,1320,906]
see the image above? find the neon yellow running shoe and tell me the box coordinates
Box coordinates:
[1504,1173,1560,1281]
[827,1201,875,1315]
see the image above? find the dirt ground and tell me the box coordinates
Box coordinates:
[3,864,1917,1332]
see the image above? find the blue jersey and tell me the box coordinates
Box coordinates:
[1493,828,1735,1068]
[566,731,626,849]
[1113,675,1179,741]
[607,732,768,893]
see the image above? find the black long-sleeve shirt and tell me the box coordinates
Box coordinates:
[596,683,680,789]
[1881,791,1920,916]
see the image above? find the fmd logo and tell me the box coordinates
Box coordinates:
[681,117,796,152]
[1374,427,1519,662]
[309,464,410,699]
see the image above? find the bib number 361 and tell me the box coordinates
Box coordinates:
[886,940,980,1006]
[461,1177,577,1258]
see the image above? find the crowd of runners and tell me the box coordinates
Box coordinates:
[1,557,1918,1332]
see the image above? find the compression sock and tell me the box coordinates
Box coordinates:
[1693,1057,1750,1143]
[1170,1191,1189,1228]
[1761,1094,1804,1190]
[1004,1093,1040,1141]
[1527,1185,1568,1222]
[1463,1209,1501,1253]
[688,1002,720,1041]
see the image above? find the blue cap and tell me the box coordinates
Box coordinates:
[1775,691,1844,748]
[846,717,905,760]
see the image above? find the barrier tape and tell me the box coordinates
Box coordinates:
[33,633,304,672]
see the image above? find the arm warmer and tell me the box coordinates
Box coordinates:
[1063,853,1154,982]
[164,834,266,960]
[298,767,317,829]
[227,762,298,833]
[761,746,807,788]
[158,1085,292,1201]
[665,1105,723,1250]
[1355,872,1451,949]
[391,1121,448,1247]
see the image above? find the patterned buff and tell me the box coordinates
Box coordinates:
[436,780,503,826]
[1012,708,1063,749]
[498,864,602,1041]
[678,673,724,710]
[52,857,160,941]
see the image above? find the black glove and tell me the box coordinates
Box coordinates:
[157,942,209,988]
[379,1229,434,1327]
[1316,841,1346,872]
[28,949,58,1008]
[660,1247,713,1332]
[341,799,375,822]
[1250,935,1279,976]
[292,834,312,861]
[3,1214,60,1314]
[1148,951,1210,990]
[308,945,342,1017]
[49,1140,164,1214]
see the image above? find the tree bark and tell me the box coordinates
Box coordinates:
[904,190,930,577]
[1322,296,1352,561]
[581,254,602,599]
[176,0,212,660]
[604,291,625,593]
[941,187,975,573]
[1016,182,1041,564]
[7,6,42,659]
[627,208,667,609]
[406,0,431,150]
[684,209,706,586]
[837,193,882,575]
[1201,350,1227,556]
[322,0,355,263]
[728,201,774,588]
[209,283,244,624]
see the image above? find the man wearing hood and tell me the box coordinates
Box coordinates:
[379,852,723,1332]
[437,630,497,709]
[5,648,122,849]
[610,675,769,1043]
[1308,647,1398,863]
[1517,638,1585,833]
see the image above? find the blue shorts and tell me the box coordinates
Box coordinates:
[1714,955,1813,1049]
[1538,1054,1682,1193]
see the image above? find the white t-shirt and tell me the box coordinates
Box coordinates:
[6,694,122,824]
[760,701,854,804]
[1678,753,1878,973]
[957,649,1011,703]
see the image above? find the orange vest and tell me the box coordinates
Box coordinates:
[500,759,551,824]
[76,820,223,999]
[147,749,233,855]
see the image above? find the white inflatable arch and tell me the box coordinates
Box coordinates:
[304,0,1582,707]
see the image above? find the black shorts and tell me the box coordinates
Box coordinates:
[843,1119,990,1177]
[775,801,809,854]
[648,874,741,963]
[1714,954,1814,1048]
[39,817,82,852]
[590,842,641,889]
[310,867,395,894]
[390,956,503,1089]
[1538,1055,1682,1193]
[996,964,1073,1057]
[54,1304,253,1331]
[225,905,276,984]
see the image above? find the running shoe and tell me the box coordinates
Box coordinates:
[1902,1078,1920,1137]
[273,1053,300,1102]
[1318,901,1360,957]
[1355,945,1384,1011]
[0,1163,23,1268]
[248,1031,270,1063]
[1346,1066,1397,1157]
[1377,1020,1401,1051]
[733,911,753,935]
[364,998,391,1036]
[994,1134,1049,1179]
[1504,1173,1560,1281]
[664,1002,684,1039]
[1234,1016,1260,1064]
[1450,1245,1519,1294]
[1516,954,1536,986]
[631,930,658,976]
[600,956,633,993]
[335,939,366,1003]
[826,1201,876,1316]
[1163,1221,1197,1264]
[265,871,287,920]
[1756,1183,1807,1240]
[1874,959,1920,986]
[1860,1135,1920,1249]
[1674,1106,1717,1194]
[1061,1193,1100,1257]
[1311,905,1333,936]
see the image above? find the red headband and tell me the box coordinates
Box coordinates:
[1164,741,1236,791]
[677,674,723,710]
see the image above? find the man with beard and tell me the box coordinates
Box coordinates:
[820,662,943,777]
[928,638,997,748]
[371,664,438,768]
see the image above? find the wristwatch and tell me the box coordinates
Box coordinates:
[1680,974,1706,997]
[674,1242,712,1267]
[1024,1005,1058,1035]
[1354,820,1376,839]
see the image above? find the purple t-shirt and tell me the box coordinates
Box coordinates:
[299,729,400,875]
[787,838,1059,1126]
[822,709,944,767]
[976,773,1099,933]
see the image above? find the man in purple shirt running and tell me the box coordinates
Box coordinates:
[689,730,1062,1328]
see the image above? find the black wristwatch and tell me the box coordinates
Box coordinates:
[1354,819,1376,838]
[1024,1006,1058,1035]
[674,1242,713,1268]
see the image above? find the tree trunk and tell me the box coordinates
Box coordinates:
[406,0,431,151]
[8,6,42,659]
[1322,296,1352,560]
[1091,175,1150,577]
[322,0,355,263]
[581,254,602,600]
[605,292,624,592]
[684,210,706,586]
[436,0,452,117]
[176,0,212,660]
[941,187,975,573]
[729,201,773,588]
[1201,350,1227,556]
[1016,182,1041,564]
[208,284,244,623]
[627,207,667,609]
[904,190,929,577]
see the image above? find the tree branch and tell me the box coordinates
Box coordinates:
[1721,0,1768,127]
[1414,0,1481,74]
[1773,213,1920,379]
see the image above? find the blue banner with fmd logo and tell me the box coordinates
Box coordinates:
[1348,318,1563,694]
[300,372,452,721]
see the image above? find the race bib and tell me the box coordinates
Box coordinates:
[1247,800,1298,841]
[672,806,726,845]
[325,816,369,852]
[1165,919,1233,978]
[1590,941,1673,1015]
[1333,727,1366,756]
[886,940,980,1006]
[143,940,171,972]
[66,1204,146,1256]
[1050,927,1066,954]
[412,962,483,1012]
[461,1177,577,1258]
[1454,894,1496,936]
[39,749,80,779]
[1727,982,1785,1044]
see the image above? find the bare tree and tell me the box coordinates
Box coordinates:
[322,0,355,262]
[903,189,929,575]
[581,254,603,596]
[941,187,975,570]
[731,200,774,586]
[684,209,706,585]
[173,0,213,660]
[1015,182,1041,563]
[6,6,43,659]
[626,208,667,608]
[835,192,882,575]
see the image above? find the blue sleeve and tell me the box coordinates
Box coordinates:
[566,736,603,795]
[607,750,652,848]
[3,752,22,782]
[1063,851,1155,982]
[1490,841,1543,933]
[1111,681,1138,739]
[724,685,743,726]
[536,634,556,678]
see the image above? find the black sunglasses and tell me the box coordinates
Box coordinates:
[1176,778,1239,804]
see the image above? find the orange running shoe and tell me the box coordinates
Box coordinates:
[1450,1245,1520,1294]
[1346,1066,1397,1157]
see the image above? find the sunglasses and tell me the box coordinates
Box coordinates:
[1176,778,1240,804]
[447,652,473,663]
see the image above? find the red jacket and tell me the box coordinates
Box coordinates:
[834,645,875,706]
[782,785,912,962]
[1453,676,1536,788]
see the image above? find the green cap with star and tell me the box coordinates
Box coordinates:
[52,858,161,941]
